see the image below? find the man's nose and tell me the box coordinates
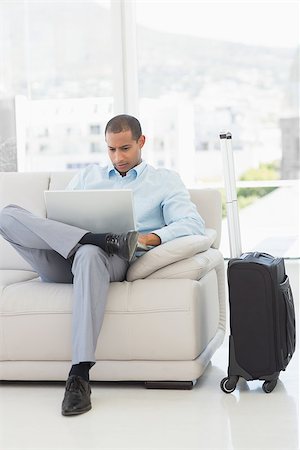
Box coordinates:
[114,151,124,162]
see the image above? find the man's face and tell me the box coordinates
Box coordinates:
[106,129,145,176]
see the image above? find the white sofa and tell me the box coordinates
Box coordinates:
[0,171,225,388]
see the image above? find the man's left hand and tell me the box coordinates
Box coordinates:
[138,233,161,247]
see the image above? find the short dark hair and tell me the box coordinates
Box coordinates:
[105,114,142,141]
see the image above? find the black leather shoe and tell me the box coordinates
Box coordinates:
[105,231,139,261]
[61,375,91,416]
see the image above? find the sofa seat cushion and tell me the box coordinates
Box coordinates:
[0,270,39,291]
[0,274,219,362]
[127,229,217,281]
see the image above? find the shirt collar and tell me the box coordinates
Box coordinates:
[107,160,147,179]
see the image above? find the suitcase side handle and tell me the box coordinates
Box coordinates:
[252,252,274,259]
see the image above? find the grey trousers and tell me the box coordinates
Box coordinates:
[0,204,128,366]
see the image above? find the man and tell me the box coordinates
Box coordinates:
[0,114,205,416]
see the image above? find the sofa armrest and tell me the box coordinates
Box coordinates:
[126,229,216,282]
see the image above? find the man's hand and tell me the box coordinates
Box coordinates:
[138,233,161,247]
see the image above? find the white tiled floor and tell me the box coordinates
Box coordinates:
[0,261,299,450]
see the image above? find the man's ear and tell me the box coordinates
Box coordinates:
[138,135,146,148]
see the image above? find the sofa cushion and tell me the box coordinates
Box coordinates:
[0,270,39,292]
[126,229,216,282]
[48,171,75,190]
[0,172,50,271]
[0,275,219,362]
[146,248,224,280]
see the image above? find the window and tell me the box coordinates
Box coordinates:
[90,124,101,135]
[136,1,299,257]
[90,142,101,153]
[0,1,113,172]
[66,162,92,169]
[39,144,48,153]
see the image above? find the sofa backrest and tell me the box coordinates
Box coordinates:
[0,171,222,270]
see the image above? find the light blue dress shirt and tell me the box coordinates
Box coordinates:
[66,160,205,243]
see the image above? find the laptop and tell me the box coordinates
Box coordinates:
[44,189,136,234]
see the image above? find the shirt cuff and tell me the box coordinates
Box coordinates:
[151,228,171,244]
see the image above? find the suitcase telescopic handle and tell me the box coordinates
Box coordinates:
[220,131,242,258]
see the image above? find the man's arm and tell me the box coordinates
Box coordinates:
[149,171,205,245]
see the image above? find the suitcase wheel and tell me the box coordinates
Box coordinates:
[220,376,239,393]
[262,378,277,393]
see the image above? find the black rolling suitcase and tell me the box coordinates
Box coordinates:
[221,252,296,393]
[219,133,296,393]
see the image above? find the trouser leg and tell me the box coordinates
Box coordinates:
[0,204,82,282]
[71,244,128,365]
[0,204,88,259]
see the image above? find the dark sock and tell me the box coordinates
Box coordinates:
[79,232,108,250]
[69,362,91,382]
